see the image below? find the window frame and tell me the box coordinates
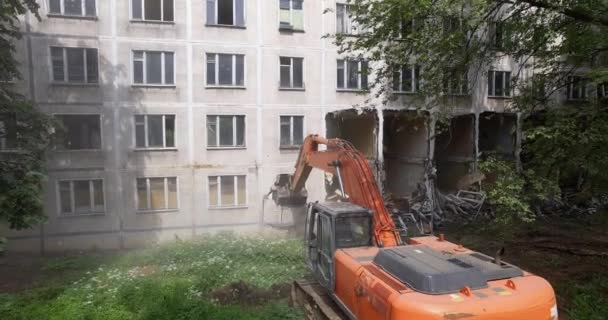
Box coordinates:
[56,178,106,216]
[207,175,248,209]
[49,46,99,85]
[278,56,304,90]
[278,0,304,31]
[443,70,469,96]
[336,59,368,91]
[393,65,421,94]
[566,75,589,101]
[54,113,103,151]
[336,3,357,35]
[205,53,246,88]
[136,176,179,212]
[131,50,176,86]
[48,0,97,18]
[134,114,177,150]
[206,114,247,149]
[130,0,175,22]
[487,70,512,98]
[206,0,247,27]
[279,115,305,149]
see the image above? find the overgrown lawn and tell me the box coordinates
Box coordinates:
[0,235,307,320]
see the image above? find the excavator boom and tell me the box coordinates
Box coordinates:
[273,135,401,247]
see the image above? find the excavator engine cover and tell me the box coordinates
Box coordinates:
[373,245,524,295]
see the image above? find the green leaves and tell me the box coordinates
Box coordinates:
[0,2,54,231]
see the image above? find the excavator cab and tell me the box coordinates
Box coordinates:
[305,202,373,291]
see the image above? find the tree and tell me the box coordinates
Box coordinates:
[334,0,608,206]
[0,1,54,229]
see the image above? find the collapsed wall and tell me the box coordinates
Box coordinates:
[324,109,519,202]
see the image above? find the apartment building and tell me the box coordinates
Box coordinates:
[3,0,584,253]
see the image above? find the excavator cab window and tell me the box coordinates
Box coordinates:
[335,216,372,248]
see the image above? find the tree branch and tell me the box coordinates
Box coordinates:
[503,0,608,27]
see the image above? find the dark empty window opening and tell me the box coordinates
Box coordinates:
[55,114,102,150]
[479,113,516,158]
[207,0,245,26]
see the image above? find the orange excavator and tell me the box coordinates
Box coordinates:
[271,135,558,320]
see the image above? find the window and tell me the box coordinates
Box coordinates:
[279,0,303,30]
[49,0,96,17]
[135,115,175,149]
[50,47,98,84]
[335,216,372,248]
[489,21,511,50]
[56,115,101,150]
[337,59,368,90]
[598,82,608,99]
[567,76,588,101]
[206,53,245,87]
[488,70,512,98]
[279,57,303,89]
[443,70,468,95]
[58,179,104,215]
[132,51,175,85]
[393,65,420,93]
[208,175,247,208]
[0,115,17,150]
[336,3,357,34]
[280,115,304,148]
[137,177,178,211]
[206,0,245,27]
[443,16,462,35]
[131,0,174,22]
[207,115,245,148]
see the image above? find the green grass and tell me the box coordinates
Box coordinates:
[559,276,608,320]
[0,235,308,320]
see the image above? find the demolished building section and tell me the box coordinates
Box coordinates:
[325,108,521,227]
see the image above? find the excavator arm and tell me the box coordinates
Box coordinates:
[272,135,401,247]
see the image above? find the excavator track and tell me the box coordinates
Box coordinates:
[291,279,348,320]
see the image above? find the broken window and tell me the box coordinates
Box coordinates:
[132,51,174,85]
[337,59,368,90]
[336,3,359,34]
[0,115,17,150]
[208,175,247,207]
[49,0,97,17]
[55,114,102,150]
[134,114,175,149]
[137,177,178,211]
[489,21,511,50]
[279,57,304,89]
[279,0,303,30]
[50,47,99,84]
[131,0,174,22]
[443,69,468,95]
[207,115,245,148]
[488,70,512,98]
[280,115,304,148]
[206,0,245,26]
[206,53,245,86]
[566,76,588,101]
[393,65,420,93]
[58,179,105,215]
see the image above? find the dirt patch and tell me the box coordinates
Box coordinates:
[211,281,291,306]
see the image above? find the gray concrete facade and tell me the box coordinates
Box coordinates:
[3,0,551,252]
